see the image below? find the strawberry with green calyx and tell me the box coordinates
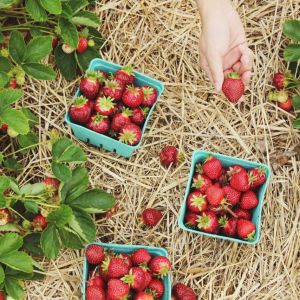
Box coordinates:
[0,208,11,226]
[143,269,153,288]
[187,191,207,213]
[230,170,250,192]
[222,72,245,103]
[86,244,105,265]
[69,96,91,124]
[1,123,8,133]
[87,114,110,134]
[115,65,135,86]
[122,266,146,291]
[272,71,299,90]
[268,90,293,111]
[95,96,116,116]
[130,107,148,125]
[172,283,197,300]
[233,207,251,220]
[142,86,158,107]
[111,108,132,132]
[102,79,124,101]
[133,292,154,300]
[122,86,144,108]
[227,165,246,179]
[205,184,225,207]
[240,191,258,210]
[202,156,223,179]
[32,214,48,231]
[192,173,212,193]
[159,146,184,167]
[44,177,60,195]
[219,216,237,237]
[107,278,130,300]
[102,257,129,278]
[185,211,198,228]
[237,219,256,240]
[9,79,17,89]
[118,253,132,269]
[147,278,164,299]
[88,275,104,288]
[86,286,106,300]
[80,71,100,99]
[149,256,171,277]
[249,167,266,189]
[141,208,162,227]
[119,123,142,145]
[77,37,88,54]
[131,248,152,266]
[97,70,108,85]
[222,185,241,206]
[197,211,219,234]
[62,43,75,54]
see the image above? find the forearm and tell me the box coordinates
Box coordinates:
[197,0,232,20]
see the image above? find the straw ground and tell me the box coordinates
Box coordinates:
[19,0,300,299]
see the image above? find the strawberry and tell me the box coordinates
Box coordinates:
[80,71,100,99]
[148,278,164,299]
[197,211,219,233]
[205,184,225,207]
[114,102,124,114]
[118,253,132,269]
[97,70,108,85]
[233,207,251,220]
[142,208,162,227]
[133,292,155,300]
[237,219,256,240]
[131,248,152,266]
[227,165,246,179]
[185,211,198,228]
[52,36,58,49]
[159,146,178,167]
[122,86,144,108]
[0,291,5,300]
[102,79,124,101]
[77,37,88,54]
[142,86,158,107]
[219,216,237,237]
[172,283,196,300]
[187,191,207,213]
[269,90,293,111]
[87,114,110,134]
[62,44,75,54]
[130,107,147,125]
[87,99,96,111]
[119,123,142,145]
[122,266,146,291]
[202,156,223,180]
[86,286,106,300]
[230,171,250,192]
[86,244,105,265]
[44,177,60,193]
[240,191,258,210]
[88,275,104,288]
[0,208,11,226]
[103,257,129,278]
[1,123,8,132]
[111,108,132,132]
[192,173,212,192]
[149,256,171,277]
[208,205,228,216]
[272,71,298,90]
[278,97,292,111]
[222,185,241,206]
[115,65,135,85]
[107,279,130,300]
[222,72,245,103]
[32,214,48,231]
[69,96,92,124]
[143,269,153,287]
[9,79,17,89]
[95,96,116,116]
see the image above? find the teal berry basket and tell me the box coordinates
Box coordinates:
[82,242,172,300]
[178,150,271,245]
[65,58,165,158]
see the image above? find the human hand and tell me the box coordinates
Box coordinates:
[197,0,253,92]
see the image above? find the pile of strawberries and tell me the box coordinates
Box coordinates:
[68,66,158,146]
[184,156,267,241]
[85,244,171,300]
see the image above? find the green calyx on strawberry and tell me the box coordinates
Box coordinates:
[69,96,91,124]
[87,113,110,134]
[0,208,11,226]
[187,191,207,213]
[80,71,100,99]
[237,219,256,241]
[142,86,158,107]
[268,90,293,111]
[192,173,212,193]
[222,72,245,103]
[119,123,142,145]
[248,167,266,189]
[115,65,135,86]
[122,267,146,291]
[147,278,164,299]
[197,211,219,234]
[32,214,48,231]
[149,256,171,277]
[95,96,115,116]
[272,71,299,90]
[185,211,198,228]
[219,216,237,237]
[102,79,124,101]
[122,86,144,108]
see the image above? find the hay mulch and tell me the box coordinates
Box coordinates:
[18,0,300,299]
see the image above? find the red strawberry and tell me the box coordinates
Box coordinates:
[202,156,223,180]
[95,96,115,116]
[187,191,207,213]
[107,279,130,300]
[0,208,11,226]
[269,90,293,111]
[142,86,158,107]
[227,165,246,179]
[122,266,146,291]
[115,65,135,85]
[52,36,58,49]
[205,184,225,207]
[111,108,132,132]
[69,96,92,124]
[222,185,241,206]
[118,253,132,269]
[192,174,212,193]
[99,265,110,282]
[159,146,178,167]
[149,256,171,277]
[240,191,258,210]
[233,207,251,220]
[97,70,108,85]
[219,216,237,237]
[197,211,219,233]
[44,177,60,193]
[87,99,96,110]
[172,283,196,300]
[122,86,144,108]
[148,278,164,299]
[0,292,5,300]
[119,123,142,145]
[102,79,124,101]
[103,257,129,278]
[86,244,105,265]
[86,286,106,300]
[278,97,292,111]
[9,79,17,89]
[1,123,8,132]
[32,214,47,231]
[133,292,154,300]
[77,37,88,54]
[185,211,198,228]
[80,71,100,99]
[143,269,153,287]
[114,102,124,114]
[230,171,250,192]
[222,72,245,103]
[131,248,152,266]
[87,114,110,134]
[272,72,297,90]
[142,208,163,227]
[237,219,256,240]
[131,107,147,125]
[88,275,104,289]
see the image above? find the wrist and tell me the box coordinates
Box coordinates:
[197,0,231,17]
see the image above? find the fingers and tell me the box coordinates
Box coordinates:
[200,53,213,83]
[206,53,224,92]
[241,71,252,86]
[238,44,254,84]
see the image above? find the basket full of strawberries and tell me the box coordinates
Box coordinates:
[65,58,164,158]
[178,150,271,244]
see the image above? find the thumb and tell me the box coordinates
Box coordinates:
[207,53,224,92]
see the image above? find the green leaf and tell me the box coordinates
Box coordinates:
[284,44,300,62]
[22,63,56,80]
[71,11,101,28]
[23,233,43,256]
[0,251,33,273]
[0,223,20,233]
[20,108,39,127]
[23,36,52,63]
[0,32,3,43]
[67,0,89,14]
[0,233,22,256]
[51,162,72,182]
[76,47,99,71]
[0,152,3,164]
[30,28,43,37]
[3,158,23,172]
[58,227,83,249]
[0,57,13,73]
[0,72,9,88]
[5,267,34,280]
[9,31,26,64]
[0,265,4,285]
[61,2,73,19]
[1,108,29,135]
[0,176,10,192]
[283,20,300,41]
[86,27,104,48]
[54,45,77,80]
[17,132,38,149]
[58,17,79,49]
[0,89,24,111]
[25,0,48,22]
[40,224,61,259]
[24,201,39,213]
[294,117,300,129]
[40,0,62,14]
[293,95,300,110]
[4,277,25,300]
[67,189,115,213]
[47,205,73,228]
[0,0,17,9]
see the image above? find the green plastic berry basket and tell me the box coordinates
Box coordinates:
[82,242,172,299]
[178,150,271,245]
[65,58,164,158]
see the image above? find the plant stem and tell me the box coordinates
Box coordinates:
[4,141,48,158]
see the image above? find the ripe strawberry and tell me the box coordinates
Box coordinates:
[32,214,48,231]
[219,216,237,237]
[107,279,130,300]
[131,248,152,266]
[222,185,241,206]
[69,96,92,124]
[148,278,164,299]
[62,43,75,54]
[88,275,104,288]
[142,86,158,107]
[222,72,245,103]
[233,207,252,220]
[197,211,219,233]
[111,108,132,132]
[115,65,135,85]
[118,253,132,269]
[86,244,105,265]
[44,177,60,193]
[149,256,171,277]
[0,208,11,226]
[202,156,223,180]
[159,146,178,167]
[130,107,147,125]
[119,123,142,145]
[205,184,225,207]
[172,283,196,300]
[143,269,153,287]
[272,72,297,90]
[122,266,146,291]
[9,79,17,89]
[1,123,8,132]
[230,171,250,192]
[187,191,207,213]
[87,99,96,111]
[0,291,5,300]
[227,165,246,179]
[95,96,115,116]
[122,86,144,108]
[102,79,124,101]
[142,208,162,227]
[278,97,292,111]
[185,211,198,228]
[133,292,154,300]
[80,71,100,99]
[240,191,258,210]
[237,219,256,240]
[77,37,88,54]
[86,286,105,300]
[103,257,129,278]
[52,36,58,49]
[192,173,212,193]
[97,70,108,84]
[269,90,293,111]
[87,114,110,134]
